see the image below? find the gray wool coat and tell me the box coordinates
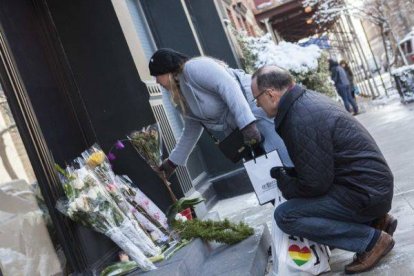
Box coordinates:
[169,57,290,166]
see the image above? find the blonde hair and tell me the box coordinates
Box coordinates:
[169,63,187,113]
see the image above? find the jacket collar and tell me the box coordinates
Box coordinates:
[274,84,305,130]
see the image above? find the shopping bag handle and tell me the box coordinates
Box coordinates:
[247,146,268,164]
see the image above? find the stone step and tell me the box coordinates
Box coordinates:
[211,168,254,199]
[201,224,271,276]
[136,224,271,276]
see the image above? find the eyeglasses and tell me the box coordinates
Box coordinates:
[252,89,269,103]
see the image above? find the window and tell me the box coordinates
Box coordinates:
[0,86,64,275]
[406,40,412,54]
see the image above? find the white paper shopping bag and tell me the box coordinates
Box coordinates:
[243,150,283,205]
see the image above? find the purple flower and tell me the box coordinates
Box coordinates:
[115,140,125,150]
[108,152,116,161]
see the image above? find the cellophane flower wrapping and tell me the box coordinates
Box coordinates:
[55,144,161,271]
[116,176,169,244]
[128,124,163,170]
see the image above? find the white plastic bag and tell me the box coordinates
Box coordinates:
[272,189,331,276]
[244,150,331,275]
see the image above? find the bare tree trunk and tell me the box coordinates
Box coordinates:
[395,0,411,34]
[0,125,18,180]
[380,25,391,71]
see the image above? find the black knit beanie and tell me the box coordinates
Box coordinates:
[149,48,189,76]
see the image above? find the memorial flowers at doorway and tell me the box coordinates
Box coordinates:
[55,145,163,271]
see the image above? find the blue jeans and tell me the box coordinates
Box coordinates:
[337,84,358,113]
[274,194,376,253]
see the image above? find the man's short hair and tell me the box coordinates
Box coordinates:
[252,66,293,92]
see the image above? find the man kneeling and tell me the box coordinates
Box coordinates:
[251,66,396,274]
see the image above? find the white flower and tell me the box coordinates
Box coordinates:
[72,178,85,190]
[150,231,160,241]
[75,196,90,212]
[87,188,98,200]
[67,201,78,217]
[68,201,77,211]
[174,213,187,222]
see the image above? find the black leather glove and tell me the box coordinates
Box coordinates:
[270,166,297,199]
[159,158,177,179]
[270,167,288,180]
[241,122,262,146]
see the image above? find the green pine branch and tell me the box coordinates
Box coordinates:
[172,219,254,245]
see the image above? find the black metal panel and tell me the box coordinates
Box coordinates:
[0,0,94,164]
[185,0,238,68]
[140,0,200,56]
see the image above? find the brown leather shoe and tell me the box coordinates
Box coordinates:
[344,231,395,274]
[373,214,398,236]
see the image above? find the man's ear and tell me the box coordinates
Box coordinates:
[267,88,280,100]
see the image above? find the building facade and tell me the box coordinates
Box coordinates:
[0,0,252,274]
[220,0,264,36]
[361,0,414,68]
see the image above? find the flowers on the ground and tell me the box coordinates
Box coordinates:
[55,144,168,271]
[55,133,257,273]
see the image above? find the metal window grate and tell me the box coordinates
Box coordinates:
[145,81,194,194]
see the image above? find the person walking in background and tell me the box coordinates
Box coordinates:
[251,65,396,274]
[340,60,357,99]
[148,48,289,178]
[329,59,359,115]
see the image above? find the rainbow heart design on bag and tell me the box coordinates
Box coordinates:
[288,245,311,266]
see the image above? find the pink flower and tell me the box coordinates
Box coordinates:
[106,183,117,193]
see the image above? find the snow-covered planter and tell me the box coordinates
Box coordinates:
[390,65,414,103]
[236,33,336,97]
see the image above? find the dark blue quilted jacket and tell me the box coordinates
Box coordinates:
[274,85,393,217]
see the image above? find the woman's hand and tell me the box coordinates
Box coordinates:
[159,158,177,179]
[241,122,262,146]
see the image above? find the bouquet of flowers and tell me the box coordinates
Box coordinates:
[55,145,162,271]
[115,176,170,246]
[129,124,177,202]
[129,124,162,169]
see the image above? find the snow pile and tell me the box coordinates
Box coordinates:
[235,32,336,97]
[247,34,322,74]
[390,64,414,76]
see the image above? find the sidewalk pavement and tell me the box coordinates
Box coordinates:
[210,96,414,275]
